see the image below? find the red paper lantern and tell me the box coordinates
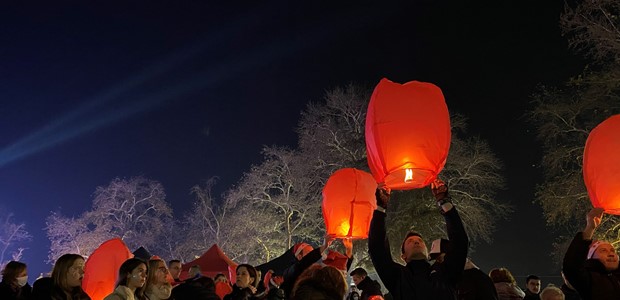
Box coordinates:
[365,78,451,190]
[83,238,134,300]
[322,168,377,239]
[583,114,620,215]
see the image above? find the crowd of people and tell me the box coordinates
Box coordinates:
[1,180,618,300]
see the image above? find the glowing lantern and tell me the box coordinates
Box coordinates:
[365,78,451,190]
[583,114,620,215]
[83,238,134,300]
[322,168,377,239]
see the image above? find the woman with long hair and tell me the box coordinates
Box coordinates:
[140,258,172,300]
[47,254,91,300]
[0,261,32,300]
[104,258,148,300]
[224,264,263,300]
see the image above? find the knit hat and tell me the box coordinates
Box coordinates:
[294,242,312,257]
[429,238,451,260]
[587,240,605,259]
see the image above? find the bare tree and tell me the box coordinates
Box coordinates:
[223,146,324,264]
[0,209,32,266]
[296,84,508,270]
[527,0,620,265]
[46,176,174,262]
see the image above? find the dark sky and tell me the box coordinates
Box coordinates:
[1,0,584,287]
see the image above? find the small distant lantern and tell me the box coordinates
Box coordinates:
[322,168,377,239]
[365,78,451,190]
[583,114,620,215]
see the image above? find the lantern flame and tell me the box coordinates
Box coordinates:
[404,169,413,183]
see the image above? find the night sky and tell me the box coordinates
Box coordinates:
[1,1,584,286]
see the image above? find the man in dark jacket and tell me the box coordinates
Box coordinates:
[562,207,620,300]
[368,179,469,300]
[350,267,383,300]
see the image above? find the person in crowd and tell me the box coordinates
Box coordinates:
[141,258,172,300]
[172,275,220,300]
[559,271,581,300]
[289,264,347,300]
[32,254,91,300]
[187,265,202,280]
[280,235,334,298]
[429,239,498,300]
[562,207,620,300]
[223,264,262,300]
[103,258,147,300]
[0,260,32,300]
[349,267,382,300]
[347,285,360,300]
[167,260,183,285]
[368,179,468,300]
[523,275,541,300]
[539,285,565,300]
[214,273,233,300]
[488,267,525,300]
[262,270,285,300]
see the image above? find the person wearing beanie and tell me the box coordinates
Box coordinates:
[368,178,469,300]
[562,207,620,300]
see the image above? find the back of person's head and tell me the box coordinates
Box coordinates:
[194,276,216,291]
[540,285,565,300]
[488,267,516,285]
[349,267,367,277]
[1,260,27,284]
[290,264,347,300]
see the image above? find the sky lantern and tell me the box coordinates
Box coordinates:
[322,168,377,239]
[83,238,134,300]
[365,78,451,190]
[583,114,620,215]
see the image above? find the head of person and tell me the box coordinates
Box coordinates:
[51,254,86,293]
[194,276,216,291]
[1,261,28,287]
[214,273,228,284]
[168,259,182,280]
[294,242,314,261]
[539,285,565,300]
[235,264,258,289]
[400,231,428,263]
[429,239,451,264]
[145,258,171,287]
[488,268,517,285]
[587,240,619,271]
[290,264,347,300]
[188,265,202,278]
[525,274,541,294]
[349,267,367,286]
[116,258,148,292]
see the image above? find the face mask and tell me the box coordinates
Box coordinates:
[16,275,28,287]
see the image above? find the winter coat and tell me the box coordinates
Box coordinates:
[560,284,582,300]
[0,281,32,300]
[493,282,524,300]
[563,232,620,300]
[456,265,498,300]
[280,247,322,298]
[522,290,539,300]
[356,276,383,300]
[171,280,220,300]
[222,285,260,300]
[368,207,468,300]
[104,286,140,300]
